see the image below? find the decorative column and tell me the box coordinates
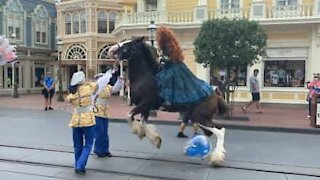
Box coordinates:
[137,0,145,12]
[308,25,320,79]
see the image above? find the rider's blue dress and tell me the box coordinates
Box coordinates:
[156,60,213,105]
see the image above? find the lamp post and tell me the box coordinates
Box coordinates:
[11,33,19,98]
[147,21,157,117]
[56,38,64,102]
[147,21,157,47]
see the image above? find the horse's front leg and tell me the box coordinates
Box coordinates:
[197,122,226,167]
[127,105,147,139]
[141,110,162,149]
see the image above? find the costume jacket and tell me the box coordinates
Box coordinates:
[94,85,113,118]
[65,82,97,127]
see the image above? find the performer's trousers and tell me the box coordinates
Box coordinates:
[94,116,110,155]
[72,126,94,171]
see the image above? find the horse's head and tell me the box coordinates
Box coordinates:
[108,37,159,76]
[108,37,146,60]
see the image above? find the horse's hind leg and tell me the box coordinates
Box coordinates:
[197,121,226,167]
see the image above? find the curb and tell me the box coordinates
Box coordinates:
[110,118,320,135]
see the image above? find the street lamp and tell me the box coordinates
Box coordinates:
[11,33,19,98]
[147,21,157,47]
[147,21,157,117]
[56,38,64,102]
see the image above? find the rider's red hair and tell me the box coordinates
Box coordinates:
[156,26,184,62]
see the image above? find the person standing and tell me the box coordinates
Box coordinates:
[93,68,123,157]
[307,73,320,119]
[242,69,262,113]
[176,112,199,138]
[65,71,97,174]
[42,72,55,111]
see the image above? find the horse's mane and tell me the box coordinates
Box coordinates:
[138,41,159,73]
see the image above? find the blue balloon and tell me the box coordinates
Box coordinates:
[184,135,211,158]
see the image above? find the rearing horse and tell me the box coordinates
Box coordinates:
[108,37,228,166]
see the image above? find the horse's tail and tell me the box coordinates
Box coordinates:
[217,95,229,115]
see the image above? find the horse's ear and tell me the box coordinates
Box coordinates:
[135,36,145,42]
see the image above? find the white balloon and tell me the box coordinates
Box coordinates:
[4,46,14,54]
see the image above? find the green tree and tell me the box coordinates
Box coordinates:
[194,18,267,105]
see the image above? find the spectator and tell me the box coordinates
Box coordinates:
[42,72,55,111]
[307,73,320,120]
[176,112,199,138]
[242,69,262,113]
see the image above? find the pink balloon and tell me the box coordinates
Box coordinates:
[6,53,15,62]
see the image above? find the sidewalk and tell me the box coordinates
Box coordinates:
[0,94,315,132]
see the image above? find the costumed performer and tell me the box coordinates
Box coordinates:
[65,70,113,174]
[93,66,124,157]
[155,26,213,106]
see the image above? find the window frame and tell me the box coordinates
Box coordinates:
[34,5,49,45]
[65,14,72,35]
[263,59,306,88]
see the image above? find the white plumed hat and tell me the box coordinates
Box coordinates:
[70,71,85,86]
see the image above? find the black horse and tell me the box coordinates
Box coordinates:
[108,37,229,166]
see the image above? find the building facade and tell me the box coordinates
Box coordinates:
[0,0,57,95]
[55,0,133,92]
[113,0,320,104]
[22,0,319,104]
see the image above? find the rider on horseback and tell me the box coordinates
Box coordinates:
[156,26,213,106]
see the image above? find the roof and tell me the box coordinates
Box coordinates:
[0,0,56,17]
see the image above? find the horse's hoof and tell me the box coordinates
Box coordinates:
[207,149,225,167]
[137,125,146,139]
[155,137,162,149]
[130,120,139,135]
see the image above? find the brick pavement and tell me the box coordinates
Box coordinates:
[0,94,312,130]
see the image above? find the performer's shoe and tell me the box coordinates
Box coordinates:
[75,169,86,175]
[97,152,113,157]
[44,107,48,111]
[48,107,54,110]
[177,132,188,138]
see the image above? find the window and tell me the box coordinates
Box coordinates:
[34,6,48,44]
[80,13,86,33]
[230,65,247,86]
[264,60,305,87]
[210,66,247,86]
[7,15,22,40]
[65,14,71,34]
[34,67,44,87]
[109,13,116,33]
[35,21,47,43]
[5,0,24,41]
[146,0,157,12]
[220,0,240,13]
[5,66,19,88]
[276,0,297,7]
[98,11,107,33]
[7,67,12,88]
[73,13,79,34]
[66,44,87,60]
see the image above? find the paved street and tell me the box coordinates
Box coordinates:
[0,108,319,179]
[0,94,314,131]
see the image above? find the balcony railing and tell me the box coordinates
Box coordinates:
[115,4,316,28]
